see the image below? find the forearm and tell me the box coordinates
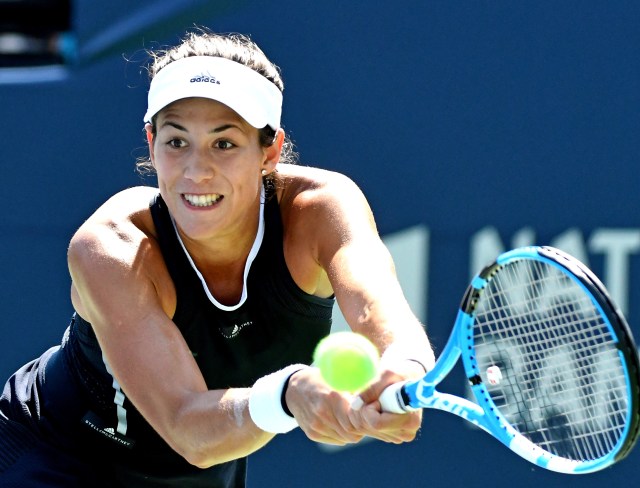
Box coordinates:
[160,388,275,468]
[336,275,433,366]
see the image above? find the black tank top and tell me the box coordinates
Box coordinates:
[58,186,334,486]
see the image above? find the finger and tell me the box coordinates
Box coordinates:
[304,403,363,444]
[350,404,422,443]
[305,424,365,445]
[357,370,405,406]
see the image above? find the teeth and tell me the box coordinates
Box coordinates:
[183,193,221,207]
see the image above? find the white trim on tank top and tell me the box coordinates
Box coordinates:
[170,185,266,312]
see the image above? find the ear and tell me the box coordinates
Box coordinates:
[262,128,285,174]
[145,123,155,163]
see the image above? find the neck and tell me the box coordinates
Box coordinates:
[171,185,266,310]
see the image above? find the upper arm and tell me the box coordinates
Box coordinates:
[283,169,421,347]
[67,190,207,449]
[68,188,181,366]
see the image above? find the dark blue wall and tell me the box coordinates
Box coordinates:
[1,1,639,486]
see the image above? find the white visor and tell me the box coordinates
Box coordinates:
[143,56,283,130]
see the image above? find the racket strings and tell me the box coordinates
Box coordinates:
[473,259,629,462]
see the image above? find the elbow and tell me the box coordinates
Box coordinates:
[180,443,260,469]
[174,431,271,469]
[183,449,216,470]
[165,395,273,468]
[172,434,241,469]
[174,441,221,469]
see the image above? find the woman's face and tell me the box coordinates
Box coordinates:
[148,97,277,242]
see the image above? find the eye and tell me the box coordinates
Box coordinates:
[166,138,186,149]
[215,140,235,150]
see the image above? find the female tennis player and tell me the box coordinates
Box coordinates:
[0,28,434,487]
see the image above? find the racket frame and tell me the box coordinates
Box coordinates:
[395,246,640,474]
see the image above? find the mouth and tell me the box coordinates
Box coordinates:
[182,193,223,207]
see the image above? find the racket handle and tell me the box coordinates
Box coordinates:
[379,381,415,414]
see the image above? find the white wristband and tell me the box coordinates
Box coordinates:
[249,364,308,434]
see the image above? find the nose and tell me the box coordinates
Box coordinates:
[183,148,215,183]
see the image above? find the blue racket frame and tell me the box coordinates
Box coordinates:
[399,246,640,474]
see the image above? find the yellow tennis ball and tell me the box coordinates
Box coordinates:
[313,332,380,393]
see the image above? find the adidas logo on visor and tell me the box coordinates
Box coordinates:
[190,73,220,84]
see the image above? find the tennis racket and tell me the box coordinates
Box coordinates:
[380,246,640,474]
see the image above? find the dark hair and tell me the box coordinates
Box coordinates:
[137,28,298,179]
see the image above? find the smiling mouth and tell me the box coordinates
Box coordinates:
[182,193,223,207]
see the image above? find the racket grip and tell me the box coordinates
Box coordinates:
[379,381,415,414]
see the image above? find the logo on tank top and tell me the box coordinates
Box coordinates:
[82,411,135,449]
[219,320,253,339]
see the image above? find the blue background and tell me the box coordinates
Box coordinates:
[1,1,639,486]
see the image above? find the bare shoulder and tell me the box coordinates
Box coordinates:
[277,162,379,265]
[275,165,368,296]
[68,186,174,318]
[277,164,366,212]
[82,186,158,229]
[68,186,160,273]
